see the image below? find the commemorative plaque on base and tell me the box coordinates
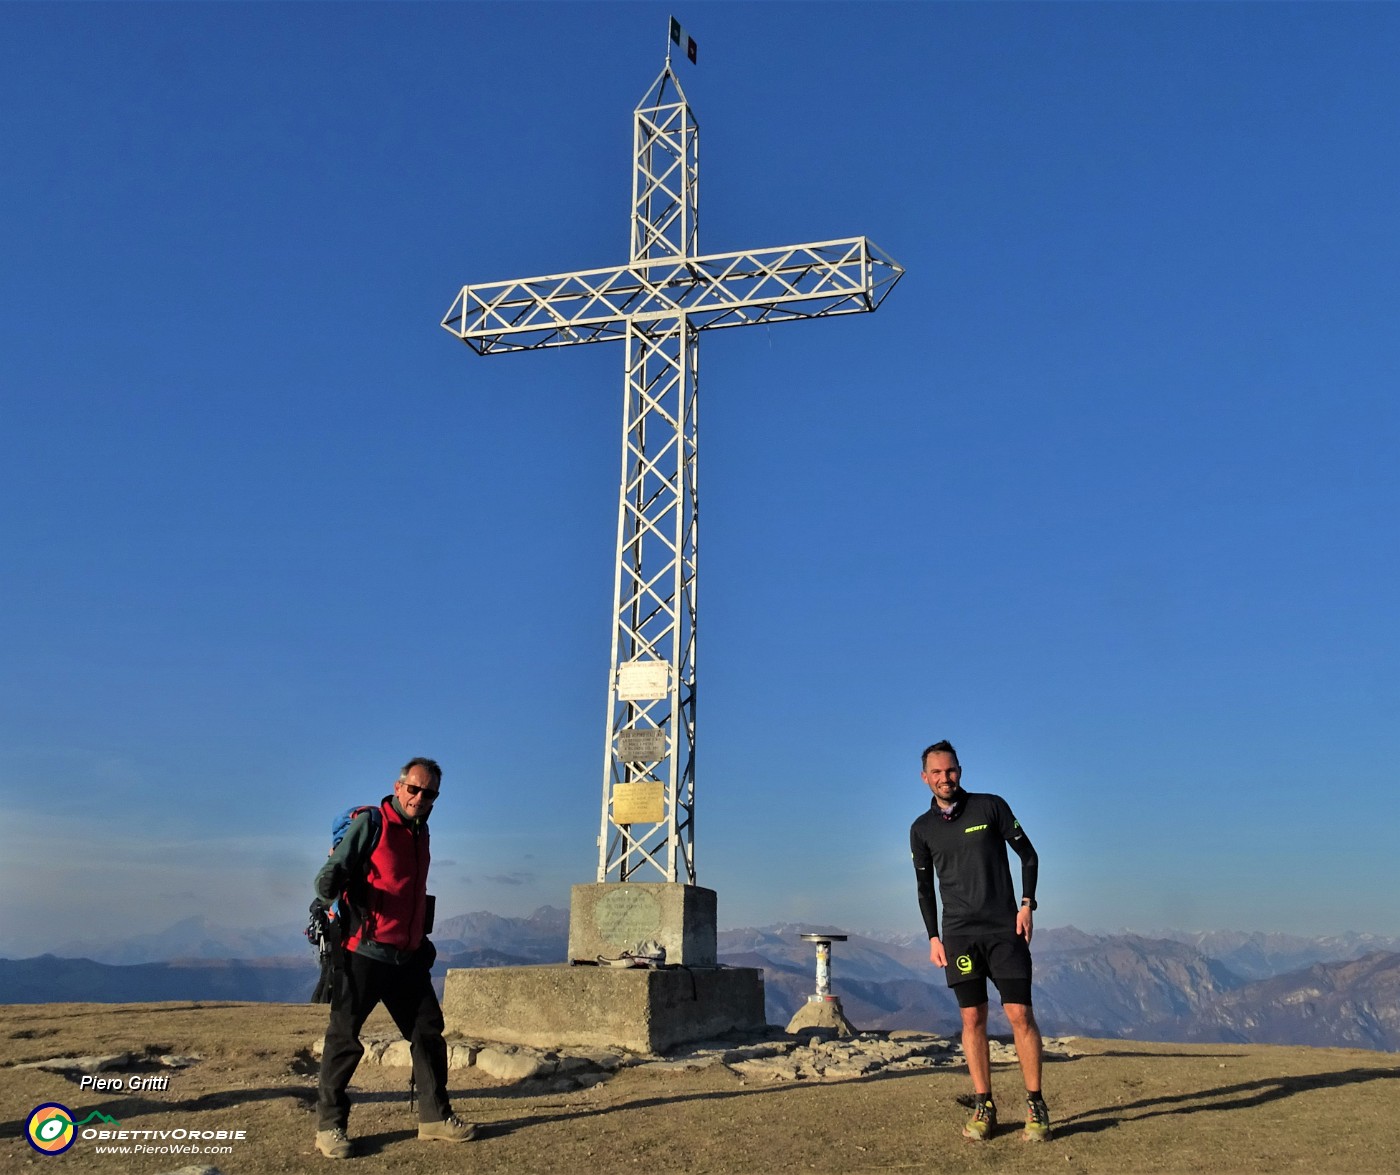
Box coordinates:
[567,882,716,965]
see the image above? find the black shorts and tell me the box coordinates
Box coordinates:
[943,933,1033,1008]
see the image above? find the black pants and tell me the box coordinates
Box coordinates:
[316,949,451,1130]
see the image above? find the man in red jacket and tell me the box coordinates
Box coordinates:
[313,757,475,1159]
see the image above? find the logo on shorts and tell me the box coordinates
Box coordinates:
[956,954,974,975]
[26,1104,77,1155]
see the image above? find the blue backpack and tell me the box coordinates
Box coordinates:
[331,804,383,857]
[307,804,384,1002]
[306,806,383,1002]
[327,804,383,923]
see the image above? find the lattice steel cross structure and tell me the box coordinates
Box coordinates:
[443,56,902,885]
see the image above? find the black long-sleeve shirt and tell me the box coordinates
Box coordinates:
[910,791,1038,940]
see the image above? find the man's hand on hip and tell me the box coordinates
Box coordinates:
[1017,906,1034,944]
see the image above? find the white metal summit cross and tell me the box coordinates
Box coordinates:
[442,35,902,889]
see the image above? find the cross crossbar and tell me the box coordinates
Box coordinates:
[442,237,903,354]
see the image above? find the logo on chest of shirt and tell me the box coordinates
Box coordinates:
[963,824,988,834]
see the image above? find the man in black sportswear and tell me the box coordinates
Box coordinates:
[910,740,1051,1143]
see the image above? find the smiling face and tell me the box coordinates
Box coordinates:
[394,763,439,821]
[921,750,962,809]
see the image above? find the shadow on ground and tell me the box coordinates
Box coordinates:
[1055,1064,1400,1139]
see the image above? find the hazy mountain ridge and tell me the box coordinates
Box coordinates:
[1143,928,1400,982]
[719,928,1245,1038]
[0,954,321,1004]
[1031,933,1244,1036]
[716,925,932,984]
[48,913,308,966]
[30,907,572,968]
[6,911,1398,1050]
[716,926,1400,1048]
[433,906,569,962]
[1135,950,1400,1051]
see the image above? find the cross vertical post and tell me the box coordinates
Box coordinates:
[599,66,700,883]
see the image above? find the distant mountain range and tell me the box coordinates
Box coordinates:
[0,955,321,1004]
[48,914,310,966]
[1135,928,1400,983]
[6,909,1398,1051]
[1137,950,1400,1051]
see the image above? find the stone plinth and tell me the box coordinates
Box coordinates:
[567,882,716,966]
[442,964,765,1054]
[786,996,857,1038]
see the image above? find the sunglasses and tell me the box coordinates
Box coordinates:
[402,783,439,800]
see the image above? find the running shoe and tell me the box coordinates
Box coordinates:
[962,1097,997,1141]
[1023,1096,1052,1143]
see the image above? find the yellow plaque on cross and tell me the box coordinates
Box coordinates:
[612,781,665,824]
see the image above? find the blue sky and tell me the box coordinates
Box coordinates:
[3,2,1397,958]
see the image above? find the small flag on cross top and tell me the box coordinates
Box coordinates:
[669,16,697,64]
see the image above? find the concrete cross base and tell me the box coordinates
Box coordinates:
[786,996,857,1038]
[567,882,717,966]
[441,964,766,1055]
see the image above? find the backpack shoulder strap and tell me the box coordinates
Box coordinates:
[329,804,385,931]
[361,804,384,855]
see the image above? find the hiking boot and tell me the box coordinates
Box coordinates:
[962,1097,997,1141]
[418,1114,478,1143]
[1023,1096,1052,1142]
[315,1127,352,1159]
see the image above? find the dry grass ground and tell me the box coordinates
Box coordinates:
[2,1002,1397,1174]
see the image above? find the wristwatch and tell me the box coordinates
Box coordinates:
[1021,898,1037,911]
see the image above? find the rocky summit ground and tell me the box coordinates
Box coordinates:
[2,1002,1398,1174]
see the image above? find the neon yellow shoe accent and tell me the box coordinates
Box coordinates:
[962,1098,996,1141]
[1023,1097,1052,1142]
